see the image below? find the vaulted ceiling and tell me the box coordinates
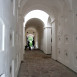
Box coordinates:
[25,18,44,33]
[19,0,71,18]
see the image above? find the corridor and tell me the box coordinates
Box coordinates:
[1,0,77,77]
[18,50,77,77]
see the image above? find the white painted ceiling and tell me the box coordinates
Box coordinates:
[19,0,71,18]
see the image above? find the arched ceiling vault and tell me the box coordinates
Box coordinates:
[25,18,44,33]
[19,0,71,19]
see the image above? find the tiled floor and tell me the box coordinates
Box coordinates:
[18,49,77,77]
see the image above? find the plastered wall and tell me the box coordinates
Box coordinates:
[0,0,23,77]
[40,26,51,54]
[56,0,77,73]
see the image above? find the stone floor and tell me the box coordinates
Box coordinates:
[18,49,77,77]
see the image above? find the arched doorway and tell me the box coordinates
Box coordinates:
[23,10,56,58]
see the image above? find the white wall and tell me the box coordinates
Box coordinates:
[35,0,77,73]
[56,0,77,73]
[23,26,25,54]
[51,21,57,60]
[42,28,47,54]
[0,0,23,77]
[40,18,52,54]
[40,0,77,73]
[40,27,51,54]
[46,28,51,54]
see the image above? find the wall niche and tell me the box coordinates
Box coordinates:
[64,34,69,44]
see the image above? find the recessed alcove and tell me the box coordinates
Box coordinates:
[0,18,5,51]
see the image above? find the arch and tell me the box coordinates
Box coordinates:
[19,0,72,22]
[25,18,44,28]
[25,27,39,48]
[23,5,55,18]
[24,10,49,27]
[22,4,58,20]
[27,34,34,37]
[23,9,56,56]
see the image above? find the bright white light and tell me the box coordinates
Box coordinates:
[24,10,49,27]
[1,74,5,77]
[2,24,5,51]
[0,18,5,51]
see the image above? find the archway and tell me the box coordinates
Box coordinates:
[25,27,38,49]
[23,10,56,59]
